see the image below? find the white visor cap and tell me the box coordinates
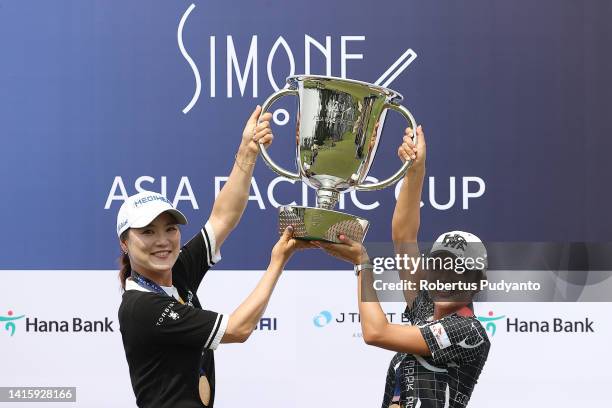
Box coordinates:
[116,191,188,237]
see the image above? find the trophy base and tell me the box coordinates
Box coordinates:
[278,206,370,243]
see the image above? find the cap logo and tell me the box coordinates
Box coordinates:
[117,219,129,233]
[133,195,171,208]
[442,234,468,250]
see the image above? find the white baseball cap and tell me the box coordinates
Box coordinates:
[116,191,188,237]
[429,230,488,273]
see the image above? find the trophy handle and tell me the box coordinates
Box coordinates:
[354,103,418,191]
[257,88,301,181]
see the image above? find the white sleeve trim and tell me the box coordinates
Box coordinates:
[202,221,222,266]
[205,313,228,351]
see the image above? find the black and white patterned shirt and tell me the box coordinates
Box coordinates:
[381,291,490,408]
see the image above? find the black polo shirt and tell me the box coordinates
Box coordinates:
[381,291,490,408]
[119,222,226,408]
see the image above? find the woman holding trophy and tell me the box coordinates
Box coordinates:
[314,125,491,408]
[116,106,313,408]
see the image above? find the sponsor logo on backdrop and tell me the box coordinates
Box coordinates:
[1,308,115,336]
[177,4,417,109]
[1,310,25,337]
[24,317,114,333]
[3,306,278,337]
[313,310,410,327]
[312,310,410,338]
[315,309,595,338]
[253,317,278,331]
[477,310,594,335]
[477,310,506,336]
[505,317,594,333]
[313,311,333,328]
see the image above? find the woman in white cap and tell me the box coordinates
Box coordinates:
[314,126,490,408]
[116,107,311,408]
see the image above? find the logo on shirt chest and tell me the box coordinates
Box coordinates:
[156,302,177,326]
[186,290,194,307]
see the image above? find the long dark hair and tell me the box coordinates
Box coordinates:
[118,231,131,290]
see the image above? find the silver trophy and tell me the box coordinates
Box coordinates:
[258,75,417,243]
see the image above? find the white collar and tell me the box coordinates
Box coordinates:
[125,278,149,292]
[125,278,181,301]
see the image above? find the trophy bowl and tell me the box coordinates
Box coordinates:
[258,75,417,243]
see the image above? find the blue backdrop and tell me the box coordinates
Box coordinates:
[0,0,610,269]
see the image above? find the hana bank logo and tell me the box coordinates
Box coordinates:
[313,310,333,328]
[1,310,25,337]
[477,310,505,336]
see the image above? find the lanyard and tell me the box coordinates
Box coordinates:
[130,270,185,304]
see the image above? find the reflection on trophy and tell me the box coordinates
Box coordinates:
[258,75,417,243]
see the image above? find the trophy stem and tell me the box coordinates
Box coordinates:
[316,189,340,210]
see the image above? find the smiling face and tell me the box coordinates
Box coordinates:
[120,212,181,282]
